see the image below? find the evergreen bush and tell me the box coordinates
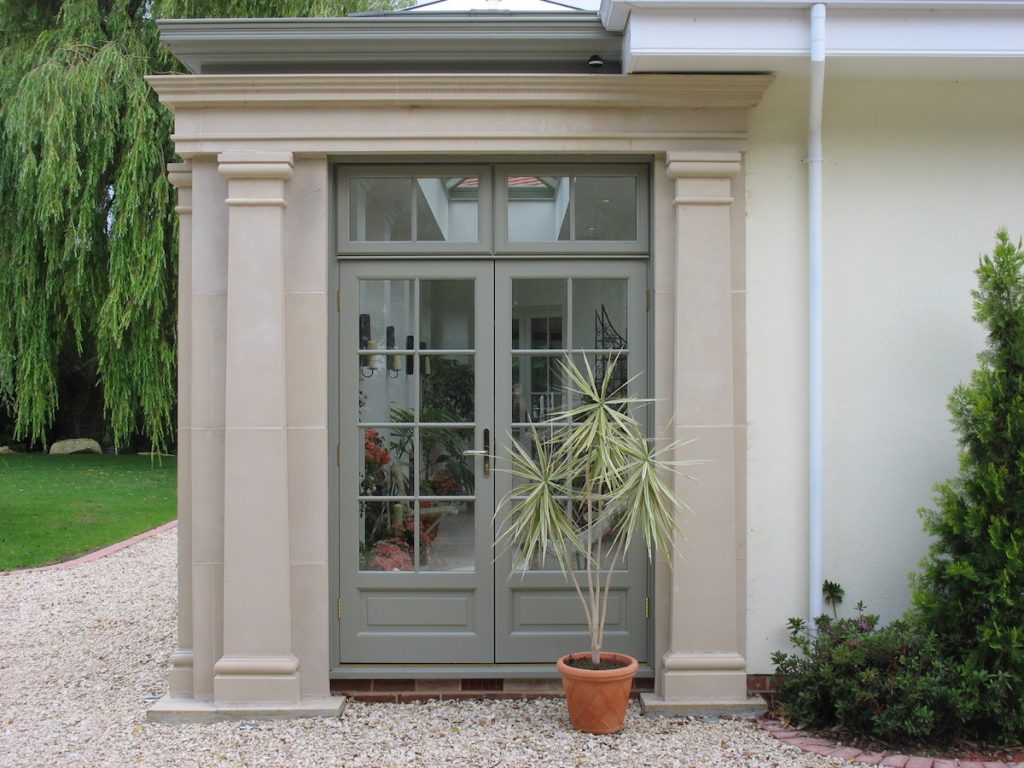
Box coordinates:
[913,229,1024,743]
[774,231,1024,748]
[771,607,961,745]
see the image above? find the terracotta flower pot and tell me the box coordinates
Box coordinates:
[556,651,639,734]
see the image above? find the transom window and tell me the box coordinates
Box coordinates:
[336,164,648,256]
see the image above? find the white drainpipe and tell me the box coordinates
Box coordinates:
[808,2,826,623]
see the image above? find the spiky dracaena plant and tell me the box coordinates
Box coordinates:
[498,355,693,665]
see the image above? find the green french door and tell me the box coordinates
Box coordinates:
[337,260,648,664]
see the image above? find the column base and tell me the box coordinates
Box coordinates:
[147,694,344,724]
[213,653,301,706]
[167,648,194,697]
[647,651,763,716]
[640,691,766,718]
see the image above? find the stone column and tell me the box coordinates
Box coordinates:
[644,151,752,712]
[167,162,193,698]
[213,152,301,707]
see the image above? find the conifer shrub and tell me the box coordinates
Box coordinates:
[912,229,1024,744]
[774,231,1024,747]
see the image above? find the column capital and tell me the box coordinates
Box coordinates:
[167,162,193,189]
[217,152,294,182]
[665,151,742,180]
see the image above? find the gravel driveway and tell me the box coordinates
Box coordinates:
[0,530,841,768]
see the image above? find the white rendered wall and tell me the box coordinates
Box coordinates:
[745,79,1024,672]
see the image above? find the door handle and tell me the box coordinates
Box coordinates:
[462,428,491,478]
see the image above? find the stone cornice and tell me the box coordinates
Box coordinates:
[147,73,774,111]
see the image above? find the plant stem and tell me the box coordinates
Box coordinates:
[595,543,623,655]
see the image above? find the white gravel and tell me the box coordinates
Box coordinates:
[0,530,842,768]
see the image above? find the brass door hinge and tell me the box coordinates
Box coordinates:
[645,289,651,313]
[337,597,343,620]
[645,596,650,619]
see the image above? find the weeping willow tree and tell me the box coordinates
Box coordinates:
[0,0,401,450]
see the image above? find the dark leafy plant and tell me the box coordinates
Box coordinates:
[822,579,845,619]
[772,600,962,746]
[912,229,1024,744]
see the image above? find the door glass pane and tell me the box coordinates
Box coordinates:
[420,280,474,349]
[359,279,414,352]
[512,355,565,423]
[419,501,475,572]
[360,500,416,572]
[419,427,474,496]
[350,178,412,241]
[416,177,479,242]
[421,355,474,423]
[359,427,414,498]
[572,352,630,406]
[574,176,637,241]
[359,279,416,421]
[511,279,566,350]
[507,175,570,241]
[572,279,628,350]
[359,355,414,423]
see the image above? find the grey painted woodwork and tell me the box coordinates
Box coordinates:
[336,259,648,664]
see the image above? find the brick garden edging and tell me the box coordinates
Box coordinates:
[760,719,1024,768]
[0,520,178,575]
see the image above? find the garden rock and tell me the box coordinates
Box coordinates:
[49,438,102,455]
[0,446,14,454]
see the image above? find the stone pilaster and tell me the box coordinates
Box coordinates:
[643,151,754,713]
[211,152,301,707]
[167,162,194,698]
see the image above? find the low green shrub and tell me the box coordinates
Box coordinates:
[771,604,962,746]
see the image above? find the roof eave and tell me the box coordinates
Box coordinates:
[157,14,622,74]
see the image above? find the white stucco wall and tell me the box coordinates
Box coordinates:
[745,79,1024,672]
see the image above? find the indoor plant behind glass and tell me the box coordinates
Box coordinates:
[497,354,692,734]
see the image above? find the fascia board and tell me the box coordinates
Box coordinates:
[623,5,1024,78]
[157,15,620,74]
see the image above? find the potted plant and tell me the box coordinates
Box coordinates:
[497,354,691,734]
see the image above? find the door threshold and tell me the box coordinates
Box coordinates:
[332,663,655,679]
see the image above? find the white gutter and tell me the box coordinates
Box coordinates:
[808,2,825,623]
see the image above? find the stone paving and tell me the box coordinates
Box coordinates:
[760,719,1024,768]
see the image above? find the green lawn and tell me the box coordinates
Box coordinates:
[0,453,176,570]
